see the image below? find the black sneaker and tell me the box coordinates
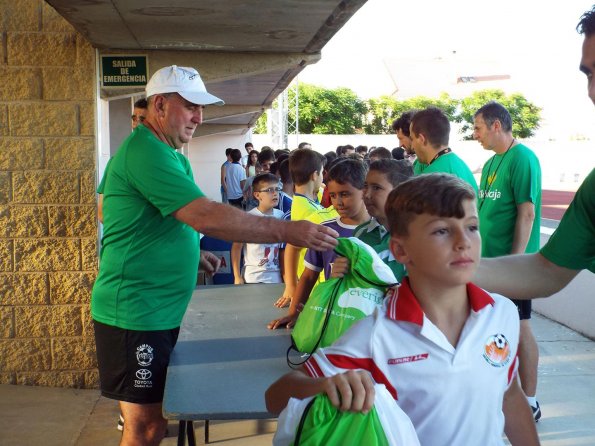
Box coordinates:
[531,401,541,422]
[117,414,124,432]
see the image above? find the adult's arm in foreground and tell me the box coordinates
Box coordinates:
[173,197,338,251]
[475,253,579,299]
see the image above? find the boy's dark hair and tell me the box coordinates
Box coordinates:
[577,6,595,36]
[324,151,338,166]
[386,173,476,237]
[341,144,355,155]
[391,110,416,135]
[326,159,368,189]
[335,145,343,156]
[252,173,279,192]
[289,148,325,186]
[134,98,148,109]
[276,153,289,165]
[279,159,292,185]
[258,148,275,164]
[369,147,392,160]
[245,142,254,149]
[369,159,414,187]
[230,148,242,163]
[225,147,233,156]
[392,147,405,160]
[410,107,450,148]
[274,149,287,160]
[298,141,311,149]
[269,162,279,176]
[355,145,368,154]
[474,101,512,133]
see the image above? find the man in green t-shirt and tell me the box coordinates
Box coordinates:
[92,65,339,445]
[473,101,542,421]
[409,107,478,194]
[475,6,594,298]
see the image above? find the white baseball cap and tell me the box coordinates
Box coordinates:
[145,65,224,106]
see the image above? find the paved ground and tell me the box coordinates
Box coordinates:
[1,312,594,446]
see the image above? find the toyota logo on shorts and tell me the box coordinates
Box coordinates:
[136,369,152,380]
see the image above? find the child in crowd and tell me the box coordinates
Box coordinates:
[332,159,413,281]
[265,174,539,446]
[245,149,260,177]
[275,148,326,308]
[242,149,276,211]
[225,148,246,209]
[268,159,370,329]
[277,159,294,216]
[231,173,285,284]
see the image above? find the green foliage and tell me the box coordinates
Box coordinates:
[253,85,541,138]
[457,89,542,139]
[364,93,459,134]
[298,84,367,134]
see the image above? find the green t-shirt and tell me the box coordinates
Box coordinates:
[540,168,594,272]
[91,125,205,330]
[353,219,406,281]
[414,152,478,194]
[478,143,541,258]
[96,158,112,194]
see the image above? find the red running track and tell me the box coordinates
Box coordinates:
[541,189,576,221]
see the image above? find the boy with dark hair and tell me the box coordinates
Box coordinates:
[275,148,327,308]
[269,159,370,329]
[410,107,478,193]
[332,159,413,281]
[368,146,392,162]
[220,147,233,204]
[232,173,285,284]
[225,148,246,208]
[266,174,539,446]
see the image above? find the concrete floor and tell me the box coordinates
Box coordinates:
[1,312,594,446]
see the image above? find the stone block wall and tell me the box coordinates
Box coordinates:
[0,1,98,388]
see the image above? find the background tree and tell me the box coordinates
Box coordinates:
[456,89,542,139]
[254,85,541,138]
[298,84,367,134]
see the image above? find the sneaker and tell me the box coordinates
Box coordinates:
[117,414,124,432]
[531,401,541,422]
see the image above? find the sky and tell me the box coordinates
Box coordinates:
[298,0,595,140]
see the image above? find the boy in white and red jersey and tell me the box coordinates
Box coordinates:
[266,173,539,446]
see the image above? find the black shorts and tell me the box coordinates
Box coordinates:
[93,320,180,404]
[511,299,532,320]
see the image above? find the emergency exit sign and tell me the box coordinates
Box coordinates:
[101,55,148,87]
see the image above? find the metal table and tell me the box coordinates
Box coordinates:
[163,283,290,445]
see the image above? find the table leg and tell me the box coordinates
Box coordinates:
[177,420,186,446]
[204,419,209,444]
[187,420,196,446]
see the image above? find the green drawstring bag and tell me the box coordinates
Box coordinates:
[292,394,389,446]
[290,237,397,359]
[273,384,420,446]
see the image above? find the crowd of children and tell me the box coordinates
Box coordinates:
[221,104,541,445]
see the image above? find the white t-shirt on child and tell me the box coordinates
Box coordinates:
[243,207,285,283]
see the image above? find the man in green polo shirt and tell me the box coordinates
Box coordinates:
[92,65,339,446]
[473,101,542,420]
[475,6,594,297]
[409,107,478,194]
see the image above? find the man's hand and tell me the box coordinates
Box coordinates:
[199,251,221,277]
[323,370,375,413]
[329,256,350,278]
[274,295,291,308]
[267,312,298,330]
[287,220,339,251]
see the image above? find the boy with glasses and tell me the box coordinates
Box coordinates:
[232,173,285,284]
